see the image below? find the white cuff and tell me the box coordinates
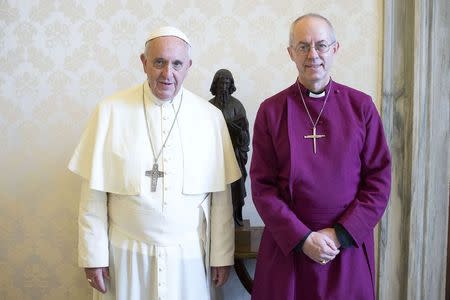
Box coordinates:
[78,180,109,267]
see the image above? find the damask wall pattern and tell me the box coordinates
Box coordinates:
[0,1,381,299]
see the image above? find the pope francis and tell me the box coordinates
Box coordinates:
[68,26,241,300]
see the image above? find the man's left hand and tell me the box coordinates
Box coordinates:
[211,265,231,287]
[318,228,341,249]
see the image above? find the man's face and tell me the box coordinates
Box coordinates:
[287,17,339,90]
[216,76,232,95]
[140,36,192,100]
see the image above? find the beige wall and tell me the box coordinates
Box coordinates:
[0,1,382,299]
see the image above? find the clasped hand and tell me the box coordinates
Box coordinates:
[302,228,340,264]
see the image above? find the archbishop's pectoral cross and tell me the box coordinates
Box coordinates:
[145,163,164,192]
[304,126,325,154]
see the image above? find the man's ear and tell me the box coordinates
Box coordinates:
[140,53,146,63]
[140,54,147,71]
[287,46,295,61]
[332,41,340,54]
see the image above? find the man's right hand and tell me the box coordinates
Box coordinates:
[84,267,110,293]
[302,231,340,264]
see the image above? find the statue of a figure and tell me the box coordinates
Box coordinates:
[209,69,250,226]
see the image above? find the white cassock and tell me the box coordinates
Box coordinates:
[69,82,241,300]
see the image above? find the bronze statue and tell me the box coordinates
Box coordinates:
[209,69,250,226]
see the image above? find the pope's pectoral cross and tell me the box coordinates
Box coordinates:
[304,126,325,154]
[145,163,164,192]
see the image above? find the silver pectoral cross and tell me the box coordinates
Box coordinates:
[145,163,164,192]
[304,126,325,154]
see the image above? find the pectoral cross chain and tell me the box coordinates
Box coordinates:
[145,163,164,192]
[304,126,325,154]
[297,80,332,154]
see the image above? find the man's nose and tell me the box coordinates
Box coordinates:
[161,64,172,78]
[306,46,319,58]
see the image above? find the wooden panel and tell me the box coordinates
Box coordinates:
[378,0,450,299]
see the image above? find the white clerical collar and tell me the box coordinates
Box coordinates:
[309,90,326,98]
[143,81,183,108]
[297,80,329,99]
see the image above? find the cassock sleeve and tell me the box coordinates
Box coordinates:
[250,105,311,256]
[78,179,109,267]
[337,101,391,247]
[209,185,235,266]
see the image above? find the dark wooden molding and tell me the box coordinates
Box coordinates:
[234,219,264,294]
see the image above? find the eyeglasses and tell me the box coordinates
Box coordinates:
[293,41,336,54]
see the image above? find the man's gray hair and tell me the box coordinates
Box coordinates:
[143,38,191,58]
[288,13,336,46]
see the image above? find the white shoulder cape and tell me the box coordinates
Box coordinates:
[68,83,241,195]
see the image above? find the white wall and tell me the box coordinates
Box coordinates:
[0,1,381,299]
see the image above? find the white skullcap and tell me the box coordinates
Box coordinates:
[145,26,191,46]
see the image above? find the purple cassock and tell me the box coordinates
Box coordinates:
[250,80,391,300]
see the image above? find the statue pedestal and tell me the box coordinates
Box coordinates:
[234,219,264,294]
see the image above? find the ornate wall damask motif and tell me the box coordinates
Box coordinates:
[0,1,380,299]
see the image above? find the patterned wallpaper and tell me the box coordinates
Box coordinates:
[0,1,381,299]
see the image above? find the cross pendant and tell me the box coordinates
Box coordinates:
[145,163,164,192]
[304,126,325,154]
